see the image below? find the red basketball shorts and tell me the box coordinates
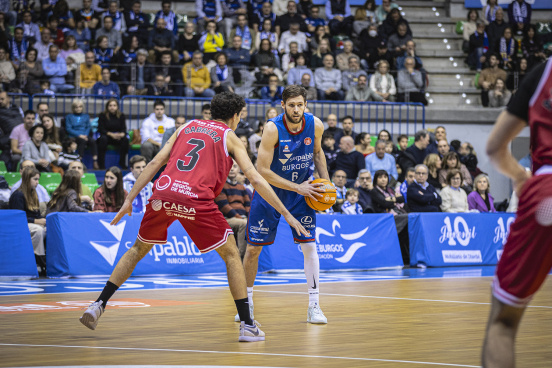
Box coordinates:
[493,173,552,308]
[137,199,233,254]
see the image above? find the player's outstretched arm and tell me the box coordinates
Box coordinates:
[486,110,531,195]
[111,130,178,225]
[257,122,324,199]
[313,117,330,181]
[228,131,309,237]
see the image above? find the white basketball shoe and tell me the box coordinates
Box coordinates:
[79,300,104,330]
[307,304,328,324]
[239,321,265,342]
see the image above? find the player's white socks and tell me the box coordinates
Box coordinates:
[247,287,254,306]
[301,242,320,306]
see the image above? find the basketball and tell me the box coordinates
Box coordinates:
[305,178,337,211]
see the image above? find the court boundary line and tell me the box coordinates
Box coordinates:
[0,343,480,367]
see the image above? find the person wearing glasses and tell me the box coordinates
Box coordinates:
[440,169,469,213]
[406,164,441,212]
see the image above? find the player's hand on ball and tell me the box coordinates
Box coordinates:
[111,200,132,225]
[285,214,310,237]
[297,179,325,200]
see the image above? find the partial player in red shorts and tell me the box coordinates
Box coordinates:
[79,92,308,342]
[482,58,552,367]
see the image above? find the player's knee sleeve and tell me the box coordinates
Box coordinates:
[301,242,318,259]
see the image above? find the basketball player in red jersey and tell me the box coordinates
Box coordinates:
[79,92,309,342]
[482,59,552,367]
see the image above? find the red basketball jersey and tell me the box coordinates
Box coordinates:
[529,59,552,173]
[151,119,233,204]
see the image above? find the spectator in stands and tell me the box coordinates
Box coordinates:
[8,166,46,263]
[227,35,252,70]
[342,55,367,93]
[315,54,343,101]
[487,7,507,53]
[97,98,128,169]
[182,51,216,98]
[0,46,16,91]
[341,188,362,214]
[359,24,382,70]
[101,0,125,32]
[45,16,65,48]
[92,68,120,97]
[33,28,53,62]
[507,0,531,35]
[196,0,222,34]
[467,174,495,212]
[199,20,225,63]
[333,135,365,181]
[323,113,341,139]
[355,133,376,157]
[230,14,257,55]
[93,166,128,212]
[436,139,451,158]
[46,170,90,213]
[160,115,185,149]
[140,100,175,163]
[397,134,408,152]
[275,0,307,36]
[214,159,250,258]
[115,34,139,65]
[397,57,427,105]
[147,74,174,97]
[439,151,473,189]
[399,166,415,201]
[488,77,511,107]
[178,22,200,64]
[273,0,289,16]
[468,21,489,71]
[121,48,153,95]
[398,129,429,175]
[369,40,394,71]
[256,18,279,53]
[66,98,98,168]
[210,52,235,94]
[17,11,41,44]
[481,0,499,25]
[388,22,412,57]
[396,40,423,71]
[458,141,480,179]
[96,16,122,54]
[325,0,352,36]
[521,25,545,69]
[370,169,405,214]
[93,35,114,67]
[322,131,337,171]
[41,113,62,160]
[156,50,184,96]
[305,5,327,35]
[310,38,333,69]
[148,17,176,64]
[18,48,43,94]
[10,160,50,202]
[479,53,507,107]
[9,110,35,166]
[331,169,347,209]
[365,140,398,181]
[74,0,101,31]
[336,40,358,72]
[375,0,398,24]
[309,24,334,53]
[497,27,517,70]
[407,164,442,213]
[440,170,469,213]
[279,22,307,55]
[253,38,282,85]
[67,160,93,209]
[369,60,396,102]
[334,115,357,149]
[8,27,28,70]
[463,9,480,49]
[355,169,374,212]
[21,124,52,172]
[234,106,254,137]
[0,94,22,167]
[201,103,212,120]
[426,126,448,154]
[124,0,149,47]
[346,74,370,101]
[260,74,284,103]
[123,155,152,213]
[57,137,80,170]
[423,153,442,191]
[252,1,276,32]
[287,53,313,85]
[352,3,373,39]
[153,0,178,41]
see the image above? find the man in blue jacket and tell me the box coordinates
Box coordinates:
[42,45,74,93]
[406,164,441,212]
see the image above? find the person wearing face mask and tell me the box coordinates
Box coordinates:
[359,24,381,69]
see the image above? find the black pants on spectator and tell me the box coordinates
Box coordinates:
[75,134,97,160]
[398,92,428,105]
[97,134,129,169]
[481,89,489,107]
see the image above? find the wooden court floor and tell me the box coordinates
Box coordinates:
[1,276,551,368]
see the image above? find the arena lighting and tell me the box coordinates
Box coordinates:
[401,12,406,16]
[425,92,430,97]
[453,62,458,67]
[456,74,461,79]
[435,12,440,16]
[432,7,437,11]
[460,81,464,86]
[429,98,434,104]
[466,99,471,104]
[443,39,448,43]
[441,28,445,32]
[437,23,442,27]
[446,45,451,49]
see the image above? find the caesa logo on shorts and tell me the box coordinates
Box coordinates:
[439,216,477,246]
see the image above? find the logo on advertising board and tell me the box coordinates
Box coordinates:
[312,219,369,263]
[439,216,480,263]
[89,220,126,266]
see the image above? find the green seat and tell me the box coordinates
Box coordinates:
[82,173,98,186]
[0,161,7,175]
[4,172,21,187]
[128,130,141,150]
[407,136,415,147]
[370,136,377,147]
[39,173,62,194]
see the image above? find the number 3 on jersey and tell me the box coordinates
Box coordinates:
[177,138,205,171]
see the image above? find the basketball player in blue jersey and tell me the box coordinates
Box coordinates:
[237,85,331,324]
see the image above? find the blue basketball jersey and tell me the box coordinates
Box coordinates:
[269,112,315,185]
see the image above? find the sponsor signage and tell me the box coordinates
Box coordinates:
[258,214,404,271]
[0,210,38,277]
[409,213,516,267]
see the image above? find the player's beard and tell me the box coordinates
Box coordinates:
[285,109,303,126]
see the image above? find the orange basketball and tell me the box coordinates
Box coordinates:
[305,178,337,211]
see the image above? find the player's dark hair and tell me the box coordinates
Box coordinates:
[210,92,246,122]
[282,85,307,103]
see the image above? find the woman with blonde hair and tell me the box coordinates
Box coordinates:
[423,153,442,190]
[65,98,98,169]
[310,38,333,69]
[467,174,496,212]
[369,60,396,102]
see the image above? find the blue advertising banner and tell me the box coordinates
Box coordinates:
[0,210,38,277]
[409,213,516,267]
[464,0,552,10]
[46,213,226,277]
[259,214,404,271]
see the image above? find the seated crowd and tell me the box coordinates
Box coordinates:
[0,0,429,105]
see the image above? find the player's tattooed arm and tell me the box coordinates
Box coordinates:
[313,117,330,180]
